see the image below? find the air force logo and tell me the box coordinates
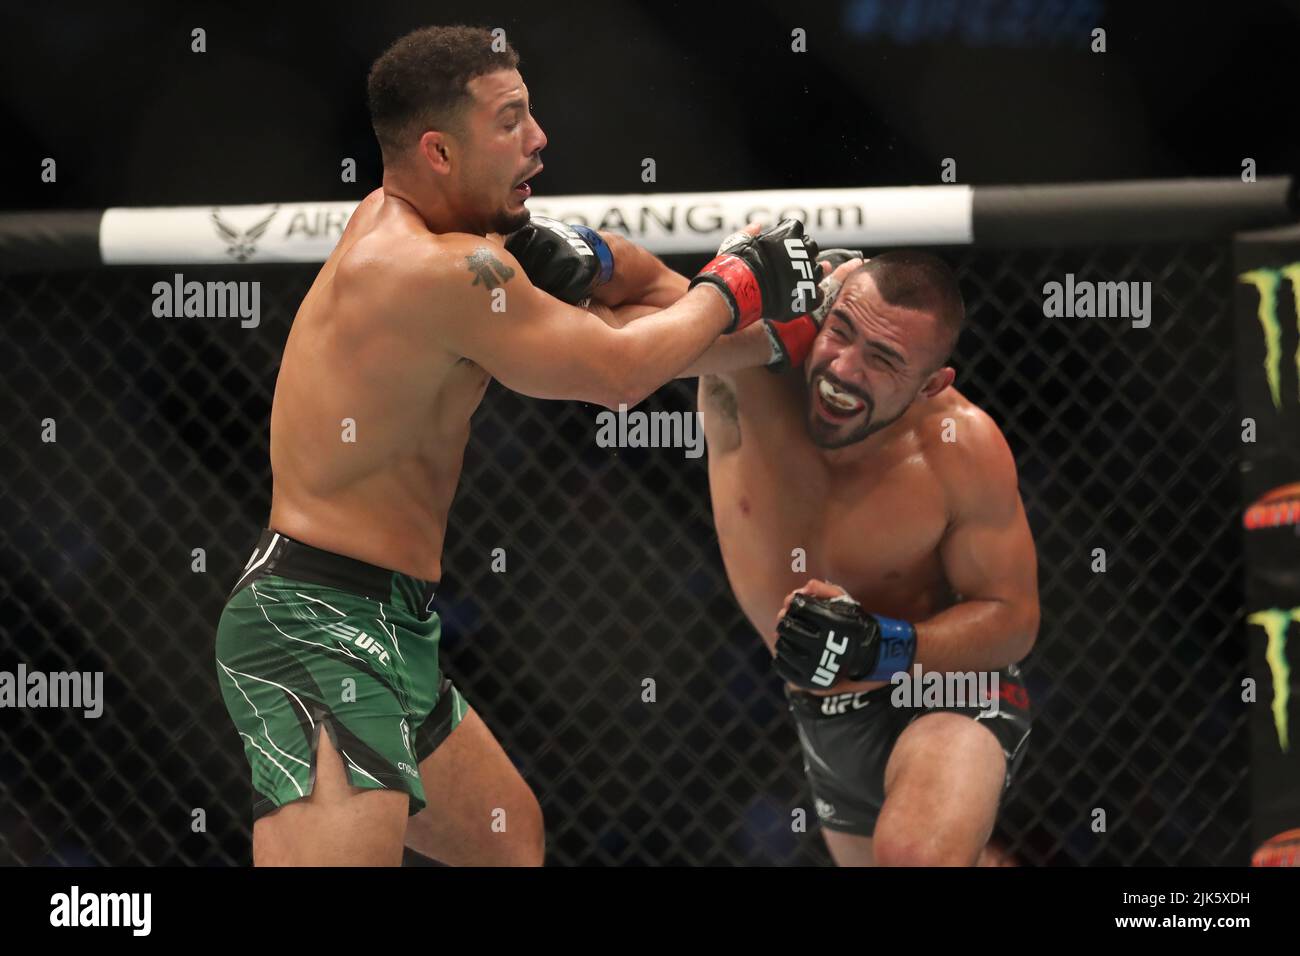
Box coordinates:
[210,205,280,262]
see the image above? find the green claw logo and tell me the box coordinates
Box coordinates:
[1246,607,1299,752]
[1238,263,1300,411]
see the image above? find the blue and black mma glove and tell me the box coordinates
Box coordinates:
[774,592,917,690]
[505,216,615,305]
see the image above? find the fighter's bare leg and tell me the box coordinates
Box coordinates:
[867,711,1007,867]
[822,831,1012,867]
[253,726,409,866]
[822,830,877,866]
[404,707,545,866]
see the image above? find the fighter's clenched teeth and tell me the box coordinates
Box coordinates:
[815,375,866,418]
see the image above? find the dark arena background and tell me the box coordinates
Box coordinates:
[3,0,1300,885]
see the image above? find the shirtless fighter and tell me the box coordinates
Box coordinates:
[698,250,1040,866]
[213,25,822,866]
[510,241,1038,865]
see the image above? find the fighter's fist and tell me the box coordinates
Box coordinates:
[778,578,851,618]
[690,219,822,333]
[505,216,614,305]
[774,583,916,689]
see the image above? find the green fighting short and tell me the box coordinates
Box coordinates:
[215,528,467,821]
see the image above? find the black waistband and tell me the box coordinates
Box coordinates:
[787,665,1030,719]
[230,528,438,616]
[785,683,894,719]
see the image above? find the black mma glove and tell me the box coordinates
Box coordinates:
[505,216,614,305]
[774,592,916,690]
[763,248,864,372]
[689,219,822,332]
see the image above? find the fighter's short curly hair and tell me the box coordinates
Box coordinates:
[367,25,520,161]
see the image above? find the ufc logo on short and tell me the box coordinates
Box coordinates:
[812,630,849,687]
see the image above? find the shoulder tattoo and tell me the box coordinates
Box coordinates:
[466,248,515,292]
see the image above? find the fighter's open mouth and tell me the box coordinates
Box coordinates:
[816,376,865,417]
[514,164,543,195]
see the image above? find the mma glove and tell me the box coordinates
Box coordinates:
[762,248,863,372]
[690,219,822,333]
[774,592,916,690]
[505,216,615,306]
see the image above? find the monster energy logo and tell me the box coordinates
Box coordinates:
[1246,607,1299,752]
[1239,263,1300,410]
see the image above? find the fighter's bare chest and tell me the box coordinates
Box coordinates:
[717,437,952,620]
[814,478,951,614]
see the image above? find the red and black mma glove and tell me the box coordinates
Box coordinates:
[774,592,916,690]
[763,248,863,372]
[505,216,615,306]
[689,219,822,333]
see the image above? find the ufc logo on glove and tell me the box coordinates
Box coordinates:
[775,592,917,691]
[812,631,850,687]
[785,238,818,313]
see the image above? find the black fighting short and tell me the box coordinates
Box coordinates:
[787,663,1032,836]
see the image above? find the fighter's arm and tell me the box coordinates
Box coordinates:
[918,412,1040,671]
[772,411,1038,689]
[422,236,731,409]
[590,253,862,377]
[587,261,773,374]
[491,226,676,327]
[591,231,692,310]
[590,298,774,373]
